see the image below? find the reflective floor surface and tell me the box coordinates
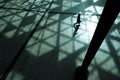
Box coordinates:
[0,0,120,80]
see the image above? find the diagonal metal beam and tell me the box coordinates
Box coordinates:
[81,0,120,70]
[74,0,120,80]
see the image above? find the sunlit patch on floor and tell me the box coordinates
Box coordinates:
[1,0,120,80]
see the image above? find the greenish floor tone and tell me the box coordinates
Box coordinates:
[0,0,120,80]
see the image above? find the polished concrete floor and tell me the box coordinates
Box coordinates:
[0,0,120,80]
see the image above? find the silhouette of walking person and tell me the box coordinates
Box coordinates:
[74,14,81,29]
[73,14,81,37]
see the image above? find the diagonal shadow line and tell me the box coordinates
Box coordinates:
[0,0,12,6]
[0,6,74,14]
[0,11,32,34]
[92,0,107,18]
[110,35,120,43]
[30,12,49,55]
[60,43,88,56]
[0,8,91,55]
[109,22,120,42]
[11,42,87,80]
[27,2,51,10]
[22,0,46,5]
[11,48,59,80]
[0,0,102,25]
[109,22,120,34]
[25,26,47,55]
[73,26,79,37]
[25,18,88,58]
[0,6,102,16]
[0,5,43,33]
[1,0,105,17]
[26,27,87,51]
[0,9,30,18]
[36,28,46,56]
[27,0,38,9]
[50,0,93,12]
[59,44,88,64]
[35,14,99,36]
[91,33,120,73]
[26,0,54,11]
[106,39,120,73]
[26,32,56,47]
[13,11,37,35]
[0,6,36,11]
[90,56,111,74]
[34,9,56,55]
[0,9,36,32]
[81,1,106,22]
[94,59,120,80]
[0,1,54,80]
[54,0,64,55]
[26,34,87,56]
[0,0,51,12]
[99,48,110,55]
[1,0,94,76]
[8,0,23,6]
[9,0,50,34]
[0,0,106,78]
[46,0,105,26]
[19,10,90,51]
[0,0,105,76]
[94,0,107,7]
[27,27,88,56]
[1,22,17,34]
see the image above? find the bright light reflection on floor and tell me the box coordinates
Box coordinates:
[1,0,120,80]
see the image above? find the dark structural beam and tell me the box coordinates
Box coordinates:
[74,0,120,80]
[0,1,54,80]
